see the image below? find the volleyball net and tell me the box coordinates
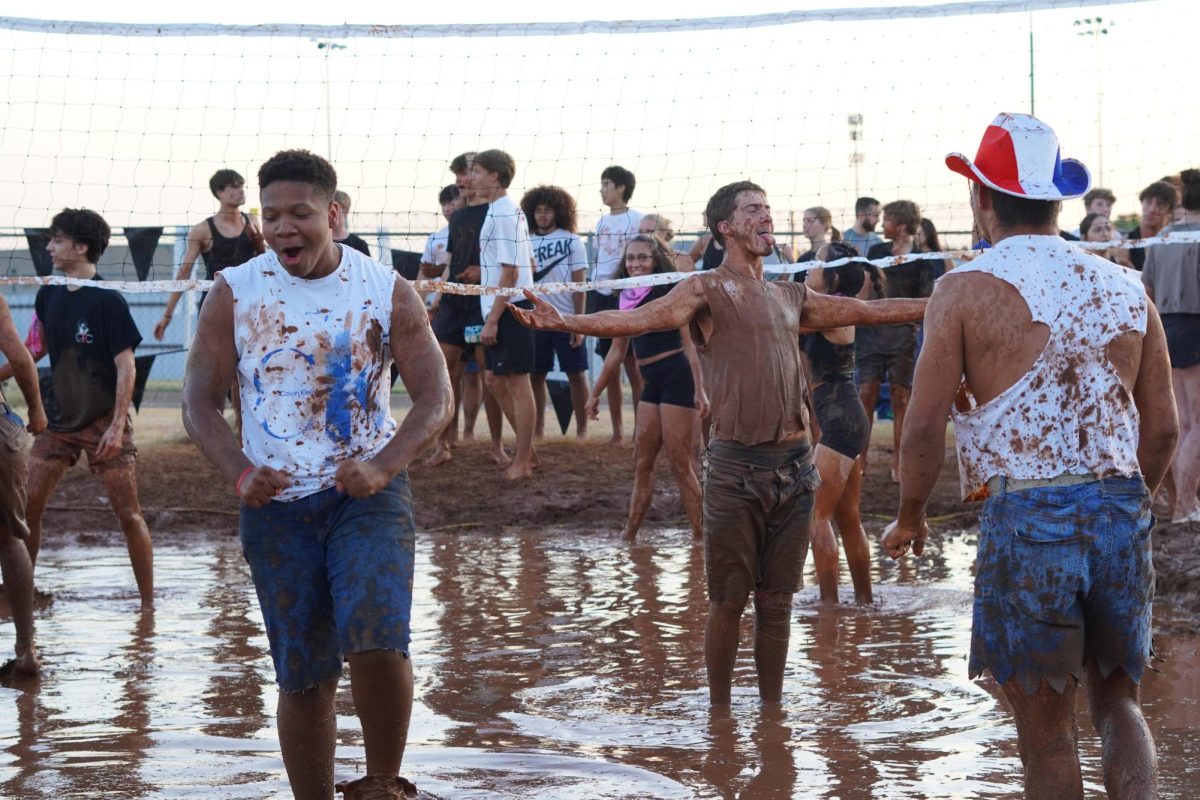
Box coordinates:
[0,0,1194,298]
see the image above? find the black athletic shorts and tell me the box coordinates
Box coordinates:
[485,302,535,376]
[1161,313,1200,370]
[639,351,695,409]
[813,379,870,459]
[588,291,620,358]
[432,298,484,349]
[533,329,588,374]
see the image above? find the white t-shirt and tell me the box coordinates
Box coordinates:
[421,225,450,267]
[531,228,589,316]
[593,209,644,295]
[479,194,534,317]
[222,246,398,501]
[420,225,450,308]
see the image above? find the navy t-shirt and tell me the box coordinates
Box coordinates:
[34,276,143,432]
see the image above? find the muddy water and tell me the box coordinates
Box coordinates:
[1,527,1198,799]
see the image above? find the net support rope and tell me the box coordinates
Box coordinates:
[6,232,1196,296]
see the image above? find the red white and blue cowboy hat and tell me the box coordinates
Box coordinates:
[946,113,1091,201]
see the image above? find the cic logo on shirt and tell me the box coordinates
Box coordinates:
[74,319,94,344]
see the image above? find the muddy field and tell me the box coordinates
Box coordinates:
[43,424,1200,625]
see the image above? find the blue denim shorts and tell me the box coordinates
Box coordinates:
[240,471,416,693]
[970,475,1155,694]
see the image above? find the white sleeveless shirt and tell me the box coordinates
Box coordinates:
[950,235,1146,501]
[222,246,398,501]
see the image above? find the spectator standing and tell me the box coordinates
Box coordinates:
[332,190,372,256]
[1127,180,1178,271]
[153,169,265,339]
[591,166,645,442]
[1143,168,1200,521]
[861,200,933,481]
[522,185,591,440]
[472,149,538,480]
[842,196,883,256]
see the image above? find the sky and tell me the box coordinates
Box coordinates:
[1,0,1190,252]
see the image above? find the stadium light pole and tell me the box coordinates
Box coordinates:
[848,114,864,200]
[312,39,347,159]
[1074,16,1111,185]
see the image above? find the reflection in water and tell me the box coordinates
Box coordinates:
[0,527,1197,798]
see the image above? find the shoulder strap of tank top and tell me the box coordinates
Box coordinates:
[205,216,219,237]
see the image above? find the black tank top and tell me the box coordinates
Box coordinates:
[201,213,257,280]
[631,285,683,359]
[804,331,856,384]
[700,236,724,271]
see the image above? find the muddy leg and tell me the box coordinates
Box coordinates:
[277,678,338,800]
[1085,663,1157,800]
[1001,677,1083,800]
[705,594,749,706]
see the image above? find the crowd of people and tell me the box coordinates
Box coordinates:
[0,112,1195,799]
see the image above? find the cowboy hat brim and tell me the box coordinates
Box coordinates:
[945,152,1091,201]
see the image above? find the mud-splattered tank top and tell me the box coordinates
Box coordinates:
[222,246,398,501]
[691,267,810,445]
[950,235,1147,501]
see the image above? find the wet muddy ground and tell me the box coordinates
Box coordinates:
[2,420,1199,798]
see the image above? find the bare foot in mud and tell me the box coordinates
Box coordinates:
[491,444,512,468]
[622,526,639,542]
[608,433,623,445]
[0,652,40,684]
[424,444,453,467]
[503,461,534,480]
[462,431,476,443]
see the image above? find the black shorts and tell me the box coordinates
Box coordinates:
[588,291,620,358]
[856,344,917,388]
[432,298,484,349]
[1161,313,1200,370]
[485,303,535,376]
[639,351,695,409]
[813,379,870,459]
[533,329,588,374]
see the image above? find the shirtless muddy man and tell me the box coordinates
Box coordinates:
[514,181,926,707]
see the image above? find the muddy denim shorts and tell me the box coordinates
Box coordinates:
[0,405,31,540]
[702,438,820,601]
[240,471,416,693]
[970,475,1154,694]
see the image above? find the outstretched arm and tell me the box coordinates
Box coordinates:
[512,278,705,338]
[799,292,926,332]
[880,284,962,558]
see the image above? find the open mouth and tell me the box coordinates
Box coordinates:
[279,246,304,266]
[758,231,776,248]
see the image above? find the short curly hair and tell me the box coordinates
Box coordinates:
[257,150,338,202]
[50,208,111,263]
[519,185,578,233]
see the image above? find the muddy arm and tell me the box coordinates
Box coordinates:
[1133,302,1178,494]
[881,287,961,558]
[512,279,705,338]
[799,292,926,331]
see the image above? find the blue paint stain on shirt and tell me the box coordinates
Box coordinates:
[323,326,372,444]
